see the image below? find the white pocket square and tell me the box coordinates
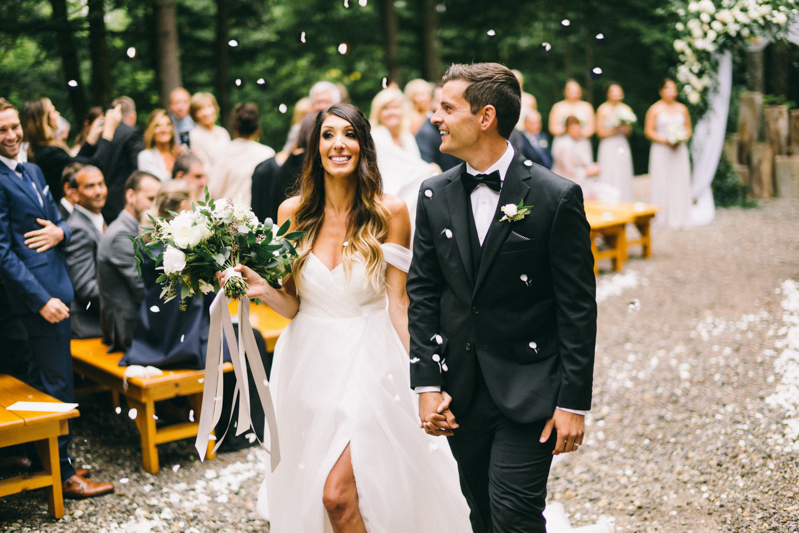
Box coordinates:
[42,185,50,196]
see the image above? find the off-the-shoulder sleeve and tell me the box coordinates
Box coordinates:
[381,242,412,273]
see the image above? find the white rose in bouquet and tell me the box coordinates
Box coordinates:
[613,106,637,126]
[171,212,210,249]
[666,123,689,144]
[162,245,187,275]
[715,9,733,24]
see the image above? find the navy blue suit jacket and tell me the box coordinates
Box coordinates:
[0,160,74,316]
[510,130,553,169]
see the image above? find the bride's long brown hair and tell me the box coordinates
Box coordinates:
[291,103,390,291]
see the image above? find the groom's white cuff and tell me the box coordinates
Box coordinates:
[415,386,441,394]
[556,407,587,416]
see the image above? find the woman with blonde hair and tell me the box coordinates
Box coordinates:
[225,103,471,531]
[369,87,438,227]
[188,92,230,170]
[21,97,121,201]
[138,109,182,181]
[403,78,433,135]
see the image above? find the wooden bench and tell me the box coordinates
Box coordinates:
[71,301,290,474]
[0,374,79,518]
[586,211,628,275]
[585,201,661,263]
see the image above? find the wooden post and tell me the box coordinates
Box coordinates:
[789,110,799,155]
[738,92,762,166]
[732,164,750,186]
[749,142,774,198]
[723,134,739,165]
[774,155,799,198]
[764,105,789,156]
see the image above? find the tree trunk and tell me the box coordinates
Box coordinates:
[153,0,182,108]
[49,0,87,123]
[215,0,230,129]
[749,141,773,198]
[789,110,799,155]
[723,133,738,165]
[420,0,441,82]
[773,155,799,198]
[737,92,762,166]
[583,8,594,106]
[764,105,789,157]
[380,0,401,85]
[747,49,765,93]
[769,41,790,98]
[88,0,112,106]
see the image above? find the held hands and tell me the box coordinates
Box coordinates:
[24,219,65,253]
[540,408,585,455]
[419,391,458,437]
[39,298,69,324]
[215,263,269,300]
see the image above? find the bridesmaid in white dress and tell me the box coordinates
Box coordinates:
[596,83,635,202]
[645,79,693,229]
[228,103,471,532]
[549,80,596,157]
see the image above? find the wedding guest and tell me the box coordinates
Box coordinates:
[168,87,194,147]
[552,115,600,186]
[21,97,121,201]
[103,96,144,223]
[309,81,341,112]
[549,80,596,156]
[416,84,463,172]
[596,83,635,202]
[98,170,161,352]
[645,78,693,229]
[510,109,552,169]
[281,96,313,152]
[58,162,83,221]
[70,107,103,156]
[251,111,317,223]
[209,103,275,206]
[404,78,433,135]
[512,69,538,130]
[370,88,438,226]
[0,97,114,499]
[64,165,107,339]
[188,92,230,170]
[172,153,207,203]
[138,109,180,182]
[55,116,70,144]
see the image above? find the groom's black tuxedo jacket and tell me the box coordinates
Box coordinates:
[407,154,597,424]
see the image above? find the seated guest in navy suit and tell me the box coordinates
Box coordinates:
[97,170,161,352]
[64,165,107,338]
[510,110,553,169]
[125,180,272,451]
[0,97,113,498]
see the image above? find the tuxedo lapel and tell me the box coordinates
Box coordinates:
[473,161,531,293]
[0,163,46,217]
[444,172,475,285]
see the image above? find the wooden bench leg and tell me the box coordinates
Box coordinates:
[34,436,64,519]
[636,219,653,258]
[614,229,627,271]
[111,390,120,410]
[127,397,159,474]
[590,231,599,276]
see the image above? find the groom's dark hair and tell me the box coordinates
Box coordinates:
[441,63,521,139]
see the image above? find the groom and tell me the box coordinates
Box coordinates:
[407,63,597,533]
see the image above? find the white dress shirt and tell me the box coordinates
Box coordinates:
[415,143,587,416]
[73,203,106,235]
[60,197,74,216]
[0,153,43,207]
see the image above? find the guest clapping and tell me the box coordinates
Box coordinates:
[188,92,230,170]
[21,97,121,201]
[209,103,275,206]
[138,109,182,182]
[70,107,103,156]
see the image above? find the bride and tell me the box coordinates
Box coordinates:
[227,103,471,532]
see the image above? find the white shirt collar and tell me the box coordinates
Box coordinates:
[74,203,105,234]
[465,142,515,182]
[0,153,19,174]
[60,197,74,215]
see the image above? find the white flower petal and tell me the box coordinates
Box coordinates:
[425,189,433,198]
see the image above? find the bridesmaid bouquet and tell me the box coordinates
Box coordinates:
[610,105,637,128]
[665,124,689,145]
[134,189,303,304]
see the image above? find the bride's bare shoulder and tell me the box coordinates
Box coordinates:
[278,196,301,226]
[381,194,411,246]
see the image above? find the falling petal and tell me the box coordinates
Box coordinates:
[425,189,433,198]
[150,306,160,313]
[246,433,257,443]
[442,363,448,372]
[68,80,78,88]
[524,160,533,167]
[561,19,571,26]
[120,478,129,484]
[86,302,91,310]
[128,408,138,420]
[228,39,238,47]
[394,395,401,401]
[172,464,181,473]
[115,406,122,415]
[410,357,420,363]
[520,274,528,282]
[529,342,538,350]
[198,378,204,383]
[126,47,136,59]
[180,334,185,343]
[153,414,159,420]
[442,229,452,239]
[432,354,440,362]
[338,42,349,55]
[209,435,217,441]
[359,0,367,5]
[189,409,195,422]
[435,334,444,345]
[278,103,288,114]
[382,77,389,89]
[592,67,603,75]
[487,29,496,36]
[299,31,307,44]
[596,33,605,40]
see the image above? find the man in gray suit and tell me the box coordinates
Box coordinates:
[98,171,161,352]
[64,165,107,338]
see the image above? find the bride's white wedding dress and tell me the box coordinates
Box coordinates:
[256,243,471,532]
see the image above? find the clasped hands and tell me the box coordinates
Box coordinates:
[418,392,585,455]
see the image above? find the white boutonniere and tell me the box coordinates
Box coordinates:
[500,200,533,223]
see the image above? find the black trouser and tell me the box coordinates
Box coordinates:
[447,371,555,533]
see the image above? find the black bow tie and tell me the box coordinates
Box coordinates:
[462,170,502,193]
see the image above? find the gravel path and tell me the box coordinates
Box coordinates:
[2,198,798,533]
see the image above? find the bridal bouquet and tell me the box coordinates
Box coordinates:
[135,190,304,303]
[665,124,689,145]
[609,105,637,128]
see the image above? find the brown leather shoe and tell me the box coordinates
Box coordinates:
[74,468,91,478]
[62,474,114,499]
